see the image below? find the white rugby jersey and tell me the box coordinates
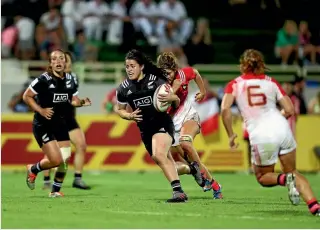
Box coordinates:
[224,74,288,136]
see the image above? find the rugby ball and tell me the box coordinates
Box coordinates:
[153,84,173,112]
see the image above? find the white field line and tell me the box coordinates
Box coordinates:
[104,210,311,222]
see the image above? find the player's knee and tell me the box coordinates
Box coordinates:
[179,136,193,150]
[75,141,87,153]
[50,156,63,167]
[152,152,166,165]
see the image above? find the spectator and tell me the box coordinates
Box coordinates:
[130,0,159,46]
[308,91,320,114]
[39,31,63,60]
[40,7,62,32]
[158,20,188,67]
[83,0,109,41]
[1,26,18,59]
[107,0,131,45]
[292,75,307,114]
[298,21,317,65]
[186,17,213,65]
[14,15,35,60]
[157,0,194,45]
[8,77,35,113]
[61,0,87,44]
[275,20,299,68]
[282,82,300,138]
[74,31,98,62]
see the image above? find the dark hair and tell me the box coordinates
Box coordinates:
[240,49,268,75]
[125,49,167,80]
[157,52,179,71]
[46,49,66,75]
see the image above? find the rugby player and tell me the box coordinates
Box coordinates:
[42,51,91,190]
[221,49,319,216]
[115,49,202,202]
[23,49,92,197]
[157,52,223,199]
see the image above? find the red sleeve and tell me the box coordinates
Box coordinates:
[271,78,286,99]
[181,67,196,81]
[224,80,236,94]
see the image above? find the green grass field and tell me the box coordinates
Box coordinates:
[1,172,319,228]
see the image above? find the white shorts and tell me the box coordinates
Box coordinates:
[250,128,297,166]
[172,107,200,147]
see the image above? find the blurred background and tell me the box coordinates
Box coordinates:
[1,0,320,173]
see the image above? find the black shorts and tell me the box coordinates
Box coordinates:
[33,119,70,148]
[65,116,80,132]
[140,118,175,156]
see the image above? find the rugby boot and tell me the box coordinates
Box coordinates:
[190,161,204,187]
[203,179,223,199]
[167,191,188,203]
[26,164,37,190]
[286,173,300,205]
[72,179,91,190]
[203,178,212,192]
[49,192,64,198]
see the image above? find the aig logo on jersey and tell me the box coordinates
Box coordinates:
[133,96,152,107]
[53,93,69,103]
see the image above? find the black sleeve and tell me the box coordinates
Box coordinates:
[154,76,167,88]
[72,73,79,90]
[116,85,127,105]
[29,77,48,95]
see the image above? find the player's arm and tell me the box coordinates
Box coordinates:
[172,79,182,94]
[272,78,294,118]
[279,96,295,118]
[158,77,180,107]
[115,88,142,121]
[193,68,206,100]
[23,78,53,120]
[221,93,236,138]
[71,88,91,107]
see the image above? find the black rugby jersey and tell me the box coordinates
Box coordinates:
[116,74,172,129]
[29,72,78,123]
[65,72,79,118]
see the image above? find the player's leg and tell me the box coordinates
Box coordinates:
[69,127,91,190]
[280,150,320,216]
[49,140,71,197]
[26,125,64,190]
[49,125,72,197]
[42,168,51,190]
[171,134,203,184]
[179,119,222,198]
[150,132,187,202]
[252,143,302,207]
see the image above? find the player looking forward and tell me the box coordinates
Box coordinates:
[23,49,91,197]
[157,52,223,199]
[115,49,200,202]
[221,49,319,216]
[42,52,91,190]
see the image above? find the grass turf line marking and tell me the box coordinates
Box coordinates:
[105,210,311,222]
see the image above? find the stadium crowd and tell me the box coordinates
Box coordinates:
[2,0,320,66]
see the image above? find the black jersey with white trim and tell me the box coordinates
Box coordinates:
[116,74,172,129]
[65,72,79,118]
[29,72,78,124]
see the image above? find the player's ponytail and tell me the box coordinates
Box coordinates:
[240,49,268,75]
